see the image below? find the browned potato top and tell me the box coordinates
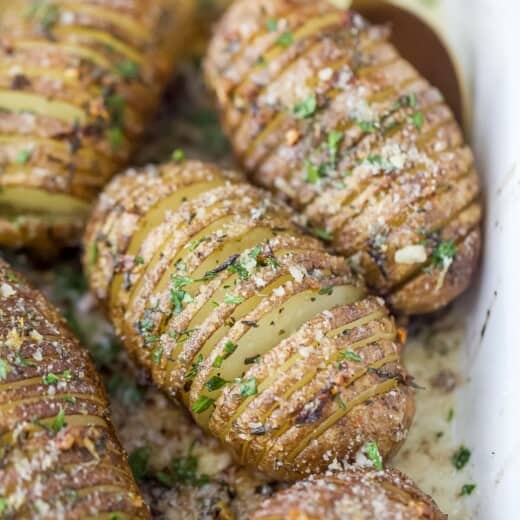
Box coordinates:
[0,258,149,518]
[0,0,194,253]
[253,468,447,519]
[84,159,415,481]
[204,0,482,315]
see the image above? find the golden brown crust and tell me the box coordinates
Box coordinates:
[84,159,415,481]
[204,0,483,315]
[0,258,149,519]
[252,468,447,519]
[0,0,195,254]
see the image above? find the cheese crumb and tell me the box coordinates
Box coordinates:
[395,244,427,264]
[0,283,15,298]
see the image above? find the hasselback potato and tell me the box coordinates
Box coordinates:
[0,258,149,518]
[84,159,414,481]
[204,0,482,315]
[0,0,194,253]
[253,468,446,519]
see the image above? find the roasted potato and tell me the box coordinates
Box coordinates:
[253,468,447,519]
[84,159,414,481]
[204,0,482,315]
[0,258,149,518]
[0,0,194,253]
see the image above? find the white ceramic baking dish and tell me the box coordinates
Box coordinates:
[357,1,520,518]
[457,1,520,518]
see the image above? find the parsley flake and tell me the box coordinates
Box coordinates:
[364,441,383,470]
[15,149,31,165]
[192,395,215,413]
[452,446,471,470]
[276,31,293,47]
[239,377,258,397]
[116,60,140,79]
[0,359,8,380]
[341,350,361,362]
[293,93,317,119]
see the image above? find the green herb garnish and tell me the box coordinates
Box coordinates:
[364,441,383,470]
[205,375,228,392]
[239,377,258,397]
[192,395,215,413]
[293,93,317,119]
[51,407,66,433]
[341,350,361,362]
[452,446,471,470]
[14,149,31,165]
[459,483,476,496]
[129,446,151,481]
[116,60,140,80]
[276,31,293,47]
[0,360,8,381]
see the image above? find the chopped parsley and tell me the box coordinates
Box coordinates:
[452,446,471,470]
[138,315,154,334]
[336,395,347,410]
[129,446,151,481]
[14,149,31,165]
[188,237,208,251]
[116,60,140,79]
[26,1,60,32]
[305,161,324,184]
[239,377,258,397]
[224,293,244,305]
[51,407,66,433]
[107,374,143,406]
[135,255,144,265]
[328,130,343,163]
[459,483,476,496]
[104,91,126,151]
[152,347,163,365]
[266,18,278,32]
[192,395,215,413]
[276,31,293,47]
[341,350,361,362]
[172,149,186,163]
[293,93,317,119]
[87,241,98,270]
[311,227,333,241]
[170,283,195,315]
[205,375,228,392]
[213,340,237,368]
[107,127,123,151]
[356,119,377,133]
[223,341,238,356]
[43,370,71,385]
[0,359,8,380]
[318,286,333,295]
[156,446,209,488]
[185,354,203,381]
[431,240,457,268]
[411,111,424,129]
[364,441,383,470]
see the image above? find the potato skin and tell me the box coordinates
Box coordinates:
[84,159,414,481]
[253,468,447,519]
[0,259,149,519]
[0,0,194,254]
[204,0,482,315]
